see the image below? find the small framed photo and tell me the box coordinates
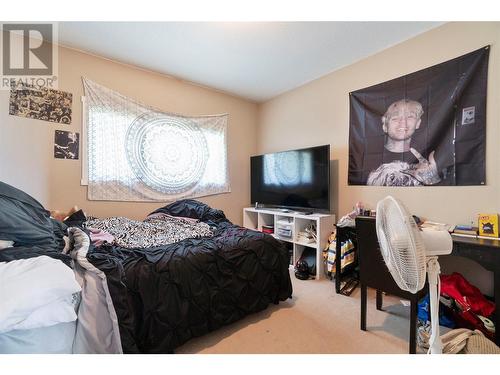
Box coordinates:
[462,106,475,125]
[54,130,79,160]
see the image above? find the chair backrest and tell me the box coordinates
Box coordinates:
[355,216,420,299]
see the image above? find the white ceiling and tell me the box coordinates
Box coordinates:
[58,22,443,102]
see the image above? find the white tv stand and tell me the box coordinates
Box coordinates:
[243,207,336,280]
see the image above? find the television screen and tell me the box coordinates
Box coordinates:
[251,145,330,211]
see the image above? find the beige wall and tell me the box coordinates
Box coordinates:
[257,22,500,295]
[258,22,500,225]
[0,41,258,224]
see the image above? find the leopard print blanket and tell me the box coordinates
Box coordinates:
[84,214,213,249]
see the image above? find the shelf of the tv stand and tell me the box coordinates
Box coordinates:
[246,207,331,219]
[242,207,335,280]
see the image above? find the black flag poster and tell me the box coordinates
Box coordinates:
[348,46,489,186]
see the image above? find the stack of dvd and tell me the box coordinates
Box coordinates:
[262,225,274,234]
[453,225,478,235]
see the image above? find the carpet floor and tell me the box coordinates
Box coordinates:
[176,269,416,354]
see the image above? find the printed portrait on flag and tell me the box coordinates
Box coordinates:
[348,46,489,186]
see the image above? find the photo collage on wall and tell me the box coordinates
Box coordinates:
[9,81,73,124]
[9,81,78,160]
[348,46,489,187]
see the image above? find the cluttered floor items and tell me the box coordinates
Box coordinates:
[417,271,499,353]
[326,201,500,353]
[293,221,358,289]
[418,272,496,339]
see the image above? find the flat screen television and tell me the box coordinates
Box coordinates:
[251,144,330,212]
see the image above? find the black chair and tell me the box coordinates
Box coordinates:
[355,216,427,354]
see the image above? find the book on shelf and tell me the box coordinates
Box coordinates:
[453,224,478,235]
[420,221,455,232]
[453,228,479,235]
[455,224,475,230]
[478,213,499,238]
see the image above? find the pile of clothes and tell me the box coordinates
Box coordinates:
[84,213,213,249]
[418,272,496,340]
[60,208,214,249]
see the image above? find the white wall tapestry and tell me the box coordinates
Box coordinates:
[82,77,230,201]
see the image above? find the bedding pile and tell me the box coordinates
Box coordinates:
[0,185,122,353]
[0,181,71,265]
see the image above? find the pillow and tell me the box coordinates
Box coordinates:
[0,181,58,250]
[150,199,228,224]
[0,255,81,333]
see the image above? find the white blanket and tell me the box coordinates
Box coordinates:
[0,231,122,354]
[0,256,81,333]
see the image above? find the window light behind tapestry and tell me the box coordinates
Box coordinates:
[82,77,230,201]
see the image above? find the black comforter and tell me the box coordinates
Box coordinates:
[0,181,71,266]
[87,200,293,353]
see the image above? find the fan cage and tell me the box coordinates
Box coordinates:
[376,196,427,293]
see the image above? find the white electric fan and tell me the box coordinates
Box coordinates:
[376,196,453,354]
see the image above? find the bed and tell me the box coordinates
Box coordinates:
[0,182,293,353]
[81,199,293,353]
